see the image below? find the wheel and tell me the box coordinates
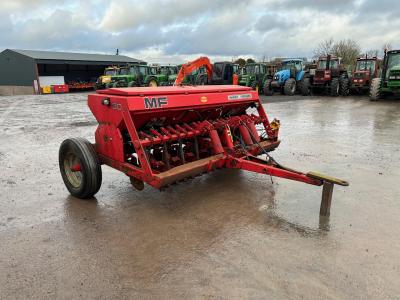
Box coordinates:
[369,78,381,101]
[251,81,260,93]
[329,78,340,96]
[339,75,350,96]
[263,79,273,96]
[284,78,296,96]
[59,138,102,199]
[128,81,137,87]
[148,79,158,87]
[299,77,311,96]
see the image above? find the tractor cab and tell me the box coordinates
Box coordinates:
[159,65,179,85]
[106,64,152,88]
[369,50,400,100]
[386,50,400,87]
[95,66,120,90]
[239,63,267,91]
[273,59,305,84]
[311,55,349,96]
[104,67,118,76]
[351,56,380,90]
[211,62,236,85]
[314,55,342,84]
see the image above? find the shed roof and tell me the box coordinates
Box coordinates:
[7,49,145,64]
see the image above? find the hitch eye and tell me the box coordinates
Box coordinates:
[102,98,111,106]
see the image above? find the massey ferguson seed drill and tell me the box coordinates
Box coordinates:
[59,85,348,216]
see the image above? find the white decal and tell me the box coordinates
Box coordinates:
[228,93,252,100]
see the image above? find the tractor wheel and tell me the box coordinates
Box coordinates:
[128,81,137,87]
[59,138,102,199]
[299,77,311,96]
[330,78,340,96]
[251,81,260,93]
[148,79,158,87]
[369,78,381,101]
[263,79,273,96]
[339,75,350,96]
[284,78,296,96]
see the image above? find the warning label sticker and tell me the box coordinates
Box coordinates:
[228,94,252,100]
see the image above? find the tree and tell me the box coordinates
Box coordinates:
[313,38,361,69]
[313,38,334,57]
[332,39,361,67]
[366,49,379,57]
[234,58,246,67]
[246,58,255,64]
[382,42,392,52]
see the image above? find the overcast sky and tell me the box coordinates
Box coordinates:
[0,0,399,63]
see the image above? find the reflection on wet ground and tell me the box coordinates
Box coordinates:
[0,93,399,298]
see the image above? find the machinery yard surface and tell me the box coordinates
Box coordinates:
[0,93,399,299]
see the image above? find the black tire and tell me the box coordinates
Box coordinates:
[128,81,137,87]
[330,78,340,96]
[299,77,311,96]
[369,78,381,101]
[251,81,260,93]
[263,79,273,96]
[284,78,296,96]
[339,75,350,96]
[59,138,102,199]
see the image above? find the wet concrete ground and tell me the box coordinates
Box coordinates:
[0,92,399,299]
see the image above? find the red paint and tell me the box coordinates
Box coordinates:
[88,85,327,190]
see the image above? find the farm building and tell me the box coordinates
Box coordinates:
[0,49,145,95]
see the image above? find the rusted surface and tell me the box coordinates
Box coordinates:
[0,93,400,299]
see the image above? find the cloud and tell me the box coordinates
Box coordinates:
[0,0,398,63]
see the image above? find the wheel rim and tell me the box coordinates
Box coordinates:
[149,80,157,87]
[64,152,82,188]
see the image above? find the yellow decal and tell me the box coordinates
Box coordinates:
[200,96,208,103]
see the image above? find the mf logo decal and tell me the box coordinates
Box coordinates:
[144,96,168,109]
[228,94,252,100]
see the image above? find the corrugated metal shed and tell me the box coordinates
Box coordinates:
[0,49,147,95]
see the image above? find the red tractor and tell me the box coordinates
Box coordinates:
[350,55,381,94]
[309,55,350,96]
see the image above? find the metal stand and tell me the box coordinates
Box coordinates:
[320,182,334,216]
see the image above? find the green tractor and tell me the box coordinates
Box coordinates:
[108,64,149,88]
[94,66,119,90]
[156,65,179,86]
[238,63,268,93]
[370,49,400,101]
